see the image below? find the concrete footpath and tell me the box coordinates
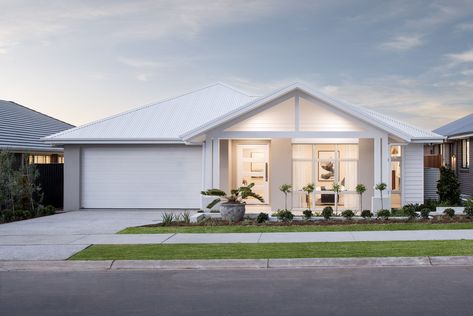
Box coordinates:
[3,229,473,260]
[2,256,473,271]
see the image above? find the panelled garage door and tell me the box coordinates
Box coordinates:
[81,145,202,209]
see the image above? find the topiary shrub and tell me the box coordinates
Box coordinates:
[361,210,373,219]
[321,206,333,220]
[377,209,390,220]
[256,212,269,223]
[420,208,431,219]
[302,210,313,220]
[402,205,418,220]
[464,207,473,218]
[274,209,294,222]
[341,209,355,219]
[443,208,455,218]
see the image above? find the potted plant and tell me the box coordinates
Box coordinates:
[302,183,315,210]
[332,183,341,215]
[279,184,292,210]
[375,182,387,211]
[201,183,264,222]
[356,184,366,213]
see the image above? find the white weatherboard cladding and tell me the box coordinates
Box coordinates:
[402,143,424,205]
[225,98,295,131]
[81,146,202,208]
[299,97,364,131]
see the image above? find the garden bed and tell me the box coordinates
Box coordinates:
[119,216,473,234]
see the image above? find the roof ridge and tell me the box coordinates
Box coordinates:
[0,100,74,128]
[44,83,251,139]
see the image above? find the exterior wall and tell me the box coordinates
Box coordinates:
[63,145,81,211]
[358,139,374,211]
[402,143,424,205]
[455,137,473,196]
[269,139,292,210]
[424,168,440,200]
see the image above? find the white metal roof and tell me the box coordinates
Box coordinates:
[44,82,443,144]
[181,83,444,143]
[44,83,258,143]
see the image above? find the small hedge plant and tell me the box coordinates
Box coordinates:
[443,208,455,218]
[361,210,373,219]
[302,210,313,220]
[402,205,418,220]
[274,209,294,222]
[420,208,431,219]
[377,209,391,220]
[341,209,355,219]
[464,207,473,218]
[321,206,333,220]
[256,212,269,223]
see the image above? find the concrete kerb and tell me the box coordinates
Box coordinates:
[2,256,473,271]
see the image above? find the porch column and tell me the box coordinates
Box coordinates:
[203,140,213,189]
[212,138,220,188]
[372,136,391,211]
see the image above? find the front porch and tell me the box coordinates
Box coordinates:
[204,137,395,213]
[185,86,424,213]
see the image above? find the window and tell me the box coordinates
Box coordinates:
[292,143,358,210]
[28,154,64,164]
[390,146,402,209]
[461,139,470,169]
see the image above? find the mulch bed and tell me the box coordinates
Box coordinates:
[140,216,473,228]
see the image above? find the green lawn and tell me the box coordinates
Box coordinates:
[70,240,473,260]
[118,222,473,234]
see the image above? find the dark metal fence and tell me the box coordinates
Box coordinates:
[36,164,64,208]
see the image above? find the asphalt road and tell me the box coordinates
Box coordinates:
[1,266,473,315]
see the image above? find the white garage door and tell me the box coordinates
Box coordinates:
[81,145,202,209]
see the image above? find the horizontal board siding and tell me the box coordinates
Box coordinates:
[424,168,440,201]
[402,144,424,205]
[81,145,202,209]
[456,137,473,196]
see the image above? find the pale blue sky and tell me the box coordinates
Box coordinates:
[1,0,473,129]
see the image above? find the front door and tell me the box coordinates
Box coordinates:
[236,144,269,204]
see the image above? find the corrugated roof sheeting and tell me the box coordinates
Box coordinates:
[44,82,443,143]
[434,113,473,137]
[0,100,74,151]
[45,83,257,141]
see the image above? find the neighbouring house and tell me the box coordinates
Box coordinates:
[42,83,444,212]
[432,113,473,197]
[0,100,74,207]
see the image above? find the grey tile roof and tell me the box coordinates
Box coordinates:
[434,112,473,137]
[0,100,74,152]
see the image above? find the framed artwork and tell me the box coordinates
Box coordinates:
[318,151,336,181]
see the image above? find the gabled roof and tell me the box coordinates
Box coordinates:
[434,112,473,138]
[44,83,258,143]
[181,83,443,143]
[0,100,74,152]
[43,82,443,144]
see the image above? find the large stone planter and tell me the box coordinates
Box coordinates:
[220,203,246,222]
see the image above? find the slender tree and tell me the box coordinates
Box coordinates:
[279,184,292,210]
[332,183,341,215]
[356,184,366,213]
[302,183,315,210]
[375,182,387,210]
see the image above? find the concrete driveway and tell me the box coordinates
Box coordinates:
[0,210,169,260]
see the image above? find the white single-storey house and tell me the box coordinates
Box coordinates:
[43,83,444,212]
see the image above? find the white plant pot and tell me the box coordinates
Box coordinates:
[434,206,465,215]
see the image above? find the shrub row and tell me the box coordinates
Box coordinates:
[0,205,56,223]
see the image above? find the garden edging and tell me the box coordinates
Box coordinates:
[3,256,473,271]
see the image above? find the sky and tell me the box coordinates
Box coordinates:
[1,0,473,130]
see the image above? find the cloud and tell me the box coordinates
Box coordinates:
[447,49,473,63]
[379,35,423,51]
[455,22,473,32]
[136,73,152,82]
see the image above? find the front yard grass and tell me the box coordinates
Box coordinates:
[118,222,473,234]
[70,240,473,260]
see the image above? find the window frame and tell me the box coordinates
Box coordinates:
[461,139,470,169]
